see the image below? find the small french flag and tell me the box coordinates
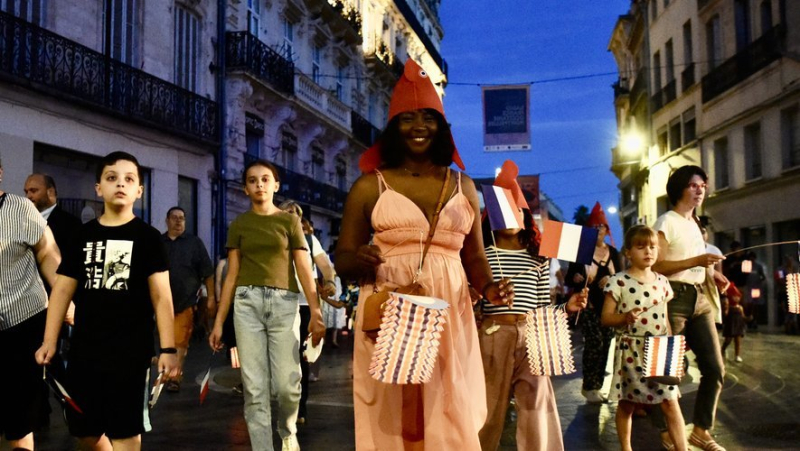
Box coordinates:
[199,367,211,405]
[538,220,599,265]
[482,185,524,231]
[45,371,83,414]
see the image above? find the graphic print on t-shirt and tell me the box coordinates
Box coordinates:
[83,239,133,291]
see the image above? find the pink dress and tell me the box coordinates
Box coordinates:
[353,170,486,450]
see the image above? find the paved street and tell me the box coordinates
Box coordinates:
[13,328,800,450]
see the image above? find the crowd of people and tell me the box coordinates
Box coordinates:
[1,58,796,451]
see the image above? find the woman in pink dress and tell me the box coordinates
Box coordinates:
[335,59,513,450]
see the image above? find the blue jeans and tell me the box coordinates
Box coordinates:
[234,286,301,450]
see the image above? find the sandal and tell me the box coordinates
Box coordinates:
[661,440,675,451]
[689,432,726,451]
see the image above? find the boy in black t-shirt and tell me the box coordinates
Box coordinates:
[36,151,178,450]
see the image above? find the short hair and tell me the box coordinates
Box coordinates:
[623,224,658,251]
[278,200,303,217]
[377,109,454,169]
[166,206,185,218]
[242,159,280,185]
[666,165,708,206]
[96,151,143,185]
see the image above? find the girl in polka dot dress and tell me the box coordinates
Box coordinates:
[601,225,687,451]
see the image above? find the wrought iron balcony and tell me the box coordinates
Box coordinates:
[0,10,218,144]
[351,111,380,147]
[681,63,695,92]
[702,25,784,103]
[651,79,676,113]
[275,164,348,213]
[629,67,647,104]
[226,31,294,96]
[613,78,630,99]
[366,39,404,83]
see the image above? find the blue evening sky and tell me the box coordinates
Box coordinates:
[439,0,631,243]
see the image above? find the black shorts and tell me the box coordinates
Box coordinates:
[0,310,46,441]
[65,358,151,440]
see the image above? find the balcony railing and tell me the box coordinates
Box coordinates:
[295,72,350,130]
[351,111,380,147]
[630,67,647,104]
[681,63,695,91]
[651,79,676,113]
[226,31,294,96]
[276,164,348,213]
[702,25,784,103]
[613,78,630,99]
[366,38,404,81]
[0,10,218,144]
[322,1,362,45]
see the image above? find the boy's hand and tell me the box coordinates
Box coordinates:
[208,324,224,351]
[309,310,325,347]
[35,342,57,366]
[566,288,589,313]
[158,353,180,379]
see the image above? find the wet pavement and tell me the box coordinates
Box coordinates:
[10,327,800,450]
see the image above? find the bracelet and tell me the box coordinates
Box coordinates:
[159,347,178,355]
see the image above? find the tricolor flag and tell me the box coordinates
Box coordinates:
[643,335,686,379]
[482,185,524,231]
[199,367,211,405]
[538,220,599,265]
[45,370,83,414]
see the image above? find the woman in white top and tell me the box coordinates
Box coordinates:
[651,165,729,451]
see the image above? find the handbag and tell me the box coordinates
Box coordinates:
[524,306,576,376]
[642,335,686,385]
[361,169,451,335]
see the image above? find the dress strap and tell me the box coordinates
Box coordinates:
[374,170,393,194]
[456,170,462,193]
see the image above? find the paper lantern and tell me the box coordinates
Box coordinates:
[741,260,753,273]
[369,293,449,384]
[787,273,800,314]
[525,307,575,376]
[643,335,686,383]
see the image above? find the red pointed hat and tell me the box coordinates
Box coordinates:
[359,59,465,173]
[493,160,529,211]
[587,201,614,244]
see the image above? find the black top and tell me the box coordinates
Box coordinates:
[565,244,622,311]
[47,205,82,252]
[58,217,169,368]
[161,232,214,313]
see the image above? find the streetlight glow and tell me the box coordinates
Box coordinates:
[620,131,645,156]
[607,205,618,214]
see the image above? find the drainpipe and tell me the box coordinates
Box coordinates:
[215,0,227,261]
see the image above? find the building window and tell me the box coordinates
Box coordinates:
[682,21,694,91]
[247,0,260,38]
[178,176,197,236]
[706,15,722,70]
[104,0,140,66]
[657,127,668,157]
[174,5,199,92]
[335,156,347,191]
[781,106,800,169]
[245,113,264,167]
[744,122,762,180]
[683,107,696,143]
[336,64,345,101]
[760,1,773,36]
[282,20,295,61]
[734,0,752,53]
[669,118,681,151]
[652,51,662,91]
[665,39,674,84]
[650,0,658,22]
[1,0,45,25]
[281,130,297,172]
[714,137,729,189]
[311,146,324,180]
[312,45,321,84]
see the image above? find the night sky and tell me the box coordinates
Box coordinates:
[439,0,631,243]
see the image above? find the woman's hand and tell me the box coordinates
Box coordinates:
[309,310,326,346]
[484,279,514,307]
[35,341,57,366]
[208,323,224,351]
[566,288,589,313]
[357,244,385,268]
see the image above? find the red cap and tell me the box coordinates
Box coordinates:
[359,59,465,173]
[587,201,614,246]
[493,160,529,211]
[725,284,742,299]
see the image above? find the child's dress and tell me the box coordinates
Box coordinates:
[605,271,680,403]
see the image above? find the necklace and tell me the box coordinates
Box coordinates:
[401,165,438,177]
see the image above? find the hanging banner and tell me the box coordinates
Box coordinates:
[482,85,531,151]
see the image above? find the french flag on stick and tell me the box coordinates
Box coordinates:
[482,185,524,231]
[199,367,211,405]
[45,371,83,414]
[538,220,598,265]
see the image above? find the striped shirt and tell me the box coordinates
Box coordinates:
[0,193,47,330]
[482,246,551,315]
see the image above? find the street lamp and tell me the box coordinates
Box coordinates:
[607,205,618,214]
[620,131,645,157]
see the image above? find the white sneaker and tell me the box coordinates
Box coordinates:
[735,355,743,363]
[282,434,300,451]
